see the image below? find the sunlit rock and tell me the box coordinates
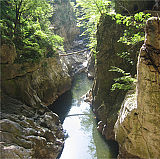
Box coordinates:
[114,17,160,159]
[1,56,71,107]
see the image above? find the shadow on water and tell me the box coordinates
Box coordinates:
[80,106,119,159]
[48,90,73,122]
[49,72,119,159]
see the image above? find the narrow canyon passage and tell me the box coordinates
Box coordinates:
[49,73,118,159]
[1,1,160,158]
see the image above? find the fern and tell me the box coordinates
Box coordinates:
[109,66,136,91]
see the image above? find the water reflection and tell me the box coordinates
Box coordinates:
[60,101,97,159]
[79,102,112,159]
[50,73,118,159]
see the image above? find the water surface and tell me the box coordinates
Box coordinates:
[50,73,118,159]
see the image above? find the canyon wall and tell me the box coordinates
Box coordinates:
[92,14,137,140]
[92,0,157,143]
[0,44,71,158]
[51,0,79,50]
[0,1,79,158]
[1,44,71,107]
[114,17,160,159]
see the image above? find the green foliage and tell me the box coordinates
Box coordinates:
[1,0,64,63]
[107,12,151,91]
[109,66,136,91]
[110,12,151,66]
[112,12,151,45]
[74,1,151,93]
[75,0,114,55]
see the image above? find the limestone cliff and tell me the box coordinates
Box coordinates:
[0,44,71,158]
[114,17,160,158]
[1,44,71,107]
[92,14,137,140]
[92,0,157,142]
[51,0,79,50]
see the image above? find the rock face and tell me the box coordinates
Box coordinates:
[1,44,71,158]
[115,0,154,14]
[0,44,17,64]
[1,44,71,107]
[60,49,92,77]
[92,14,137,140]
[1,93,64,159]
[92,0,158,142]
[51,0,80,50]
[114,17,160,158]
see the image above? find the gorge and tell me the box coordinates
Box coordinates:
[1,0,160,159]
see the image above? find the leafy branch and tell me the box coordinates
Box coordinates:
[1,0,63,63]
[109,66,137,91]
[75,0,113,54]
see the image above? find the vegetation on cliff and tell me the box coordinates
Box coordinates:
[75,0,114,54]
[75,0,152,90]
[1,0,63,63]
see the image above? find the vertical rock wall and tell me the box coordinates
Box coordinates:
[92,0,157,142]
[114,17,160,159]
[51,0,79,50]
[92,14,137,140]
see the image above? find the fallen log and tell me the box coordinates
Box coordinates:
[66,113,90,117]
[59,49,89,56]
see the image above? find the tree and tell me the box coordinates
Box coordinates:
[75,0,151,91]
[75,0,113,54]
[1,0,63,62]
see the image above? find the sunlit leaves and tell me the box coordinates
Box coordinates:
[75,0,113,54]
[1,0,63,63]
[109,66,136,91]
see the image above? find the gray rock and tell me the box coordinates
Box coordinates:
[1,57,71,107]
[1,93,64,159]
[114,17,160,159]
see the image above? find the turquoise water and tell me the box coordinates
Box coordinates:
[50,73,118,159]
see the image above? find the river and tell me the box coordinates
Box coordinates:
[49,72,118,159]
